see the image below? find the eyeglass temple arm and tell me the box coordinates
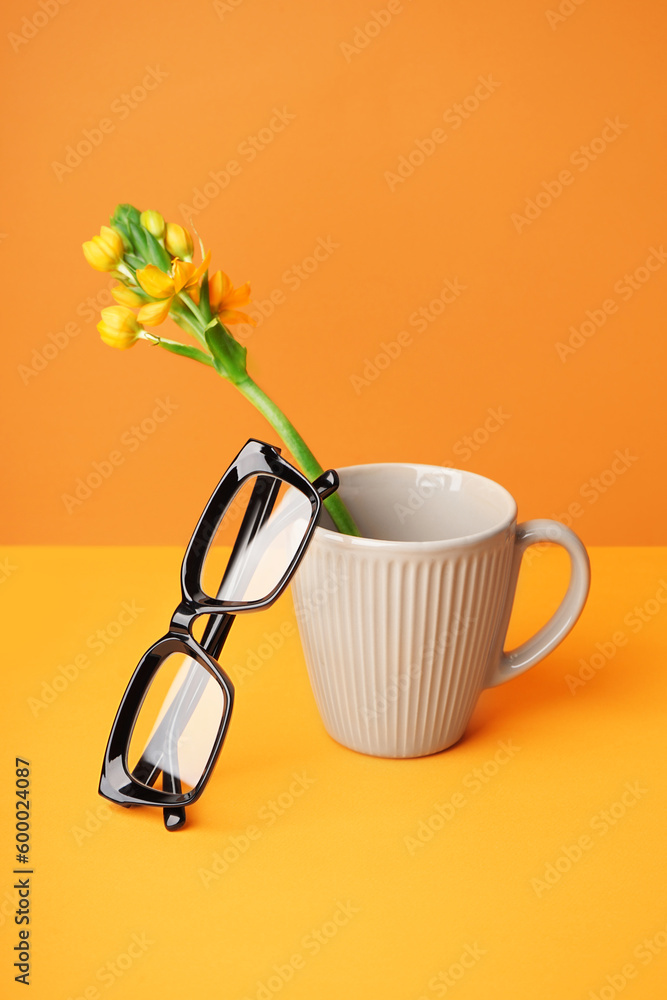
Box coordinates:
[312,469,339,500]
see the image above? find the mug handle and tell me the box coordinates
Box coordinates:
[484,519,591,688]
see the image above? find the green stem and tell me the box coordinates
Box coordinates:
[170,301,208,347]
[175,293,208,344]
[177,290,204,327]
[235,374,360,536]
[143,284,359,535]
[153,336,215,367]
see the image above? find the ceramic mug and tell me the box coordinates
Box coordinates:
[291,463,590,758]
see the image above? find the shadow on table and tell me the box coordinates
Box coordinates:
[464,642,645,745]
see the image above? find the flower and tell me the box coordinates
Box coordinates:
[83,201,361,536]
[82,226,125,272]
[135,253,211,326]
[209,270,255,325]
[164,223,194,261]
[111,285,145,308]
[97,306,142,350]
[140,210,165,239]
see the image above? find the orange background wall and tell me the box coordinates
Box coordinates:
[3,0,665,546]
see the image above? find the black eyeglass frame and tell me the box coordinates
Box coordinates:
[99,439,338,817]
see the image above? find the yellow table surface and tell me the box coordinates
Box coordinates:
[2,545,666,999]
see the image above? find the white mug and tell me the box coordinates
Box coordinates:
[291,463,590,758]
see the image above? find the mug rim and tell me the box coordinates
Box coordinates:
[316,462,518,551]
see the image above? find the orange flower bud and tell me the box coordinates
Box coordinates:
[111,285,144,307]
[97,306,142,350]
[164,223,194,261]
[140,210,165,239]
[82,226,125,272]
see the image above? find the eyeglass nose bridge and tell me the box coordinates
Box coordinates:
[169,601,201,635]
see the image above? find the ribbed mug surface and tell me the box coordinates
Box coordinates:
[291,464,516,757]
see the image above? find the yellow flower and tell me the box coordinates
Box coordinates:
[164,223,194,261]
[140,210,165,239]
[97,306,142,350]
[209,270,255,325]
[111,285,144,308]
[135,252,211,326]
[82,226,125,272]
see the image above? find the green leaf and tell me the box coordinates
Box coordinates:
[110,204,140,252]
[142,228,171,271]
[204,321,247,381]
[128,219,150,265]
[198,272,212,323]
[156,338,215,367]
[112,203,141,228]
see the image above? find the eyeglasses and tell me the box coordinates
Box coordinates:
[99,439,338,831]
